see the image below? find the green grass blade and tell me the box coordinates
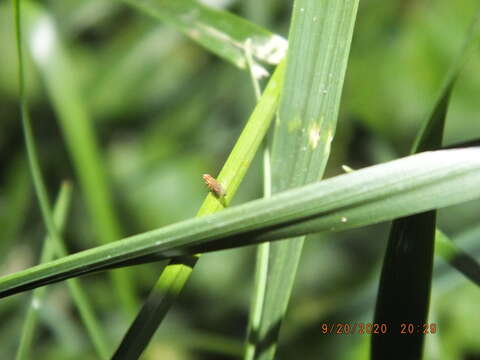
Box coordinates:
[244,37,271,360]
[23,2,136,314]
[120,0,287,73]
[16,182,72,360]
[63,278,110,358]
[111,259,195,359]
[435,230,480,286]
[250,1,360,359]
[1,147,480,298]
[372,213,437,360]
[412,18,480,154]
[372,12,480,360]
[12,2,109,357]
[371,89,449,360]
[0,156,31,263]
[111,61,286,359]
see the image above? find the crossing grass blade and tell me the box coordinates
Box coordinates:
[22,2,137,314]
[16,183,72,360]
[248,1,360,359]
[1,147,480,298]
[120,0,287,73]
[111,61,285,359]
[371,10,480,360]
[13,2,109,357]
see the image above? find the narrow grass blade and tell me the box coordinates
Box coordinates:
[250,1,360,359]
[120,0,287,74]
[435,230,480,286]
[1,147,480,298]
[244,37,271,360]
[16,183,72,360]
[111,61,286,359]
[372,11,480,360]
[12,2,109,357]
[0,156,31,263]
[23,2,136,314]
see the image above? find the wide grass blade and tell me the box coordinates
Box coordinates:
[120,0,287,74]
[23,2,136,314]
[16,183,72,360]
[371,11,480,360]
[248,1,360,359]
[13,2,109,357]
[111,60,286,359]
[1,147,480,298]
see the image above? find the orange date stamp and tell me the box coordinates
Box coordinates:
[321,323,437,335]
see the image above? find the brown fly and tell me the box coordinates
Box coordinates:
[202,174,226,198]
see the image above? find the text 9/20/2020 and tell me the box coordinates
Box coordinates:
[321,323,437,335]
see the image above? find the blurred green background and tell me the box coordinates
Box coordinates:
[0,0,479,359]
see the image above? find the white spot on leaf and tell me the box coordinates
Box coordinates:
[250,35,287,65]
[309,123,321,149]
